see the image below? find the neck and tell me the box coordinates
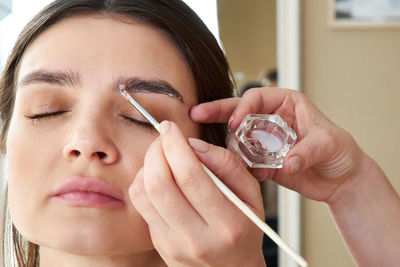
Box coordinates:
[39,247,166,267]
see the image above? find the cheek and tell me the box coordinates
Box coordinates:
[7,121,34,202]
[161,105,200,138]
[6,118,57,193]
[6,127,35,231]
[181,116,201,140]
[5,117,62,239]
[119,130,156,165]
[183,120,200,138]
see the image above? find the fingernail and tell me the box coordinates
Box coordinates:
[188,137,210,153]
[160,120,171,134]
[189,106,198,120]
[228,114,235,129]
[289,156,302,173]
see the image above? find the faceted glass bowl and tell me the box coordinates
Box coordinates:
[231,114,297,168]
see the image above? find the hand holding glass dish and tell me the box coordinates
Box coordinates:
[119,85,306,267]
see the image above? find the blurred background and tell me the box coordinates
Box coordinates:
[1,0,400,267]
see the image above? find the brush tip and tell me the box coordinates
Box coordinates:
[118,85,130,100]
[118,84,126,94]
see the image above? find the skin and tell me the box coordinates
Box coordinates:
[7,15,198,266]
[6,15,266,267]
[190,87,400,267]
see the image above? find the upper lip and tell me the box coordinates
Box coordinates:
[50,176,124,201]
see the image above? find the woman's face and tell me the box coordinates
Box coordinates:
[6,15,199,255]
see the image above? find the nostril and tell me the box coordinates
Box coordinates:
[72,150,80,157]
[97,151,107,159]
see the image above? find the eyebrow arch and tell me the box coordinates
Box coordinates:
[114,77,184,103]
[18,70,82,88]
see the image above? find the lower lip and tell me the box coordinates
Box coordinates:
[52,191,125,209]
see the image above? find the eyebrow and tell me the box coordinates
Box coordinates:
[18,70,184,102]
[113,77,184,102]
[18,70,82,88]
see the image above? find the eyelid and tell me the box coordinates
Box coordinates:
[118,102,150,121]
[121,115,154,130]
[30,103,69,114]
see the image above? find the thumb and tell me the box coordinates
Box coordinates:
[188,137,263,211]
[283,127,338,175]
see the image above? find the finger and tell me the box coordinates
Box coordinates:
[225,131,277,182]
[129,167,170,233]
[229,87,298,130]
[189,97,240,123]
[159,120,244,223]
[283,126,342,175]
[225,132,248,164]
[248,168,277,182]
[188,137,264,213]
[142,137,207,234]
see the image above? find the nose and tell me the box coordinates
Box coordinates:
[62,121,119,164]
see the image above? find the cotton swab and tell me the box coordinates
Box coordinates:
[118,85,308,267]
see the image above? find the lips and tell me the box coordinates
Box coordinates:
[50,176,125,209]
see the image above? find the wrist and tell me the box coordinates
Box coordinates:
[324,152,400,267]
[325,152,378,209]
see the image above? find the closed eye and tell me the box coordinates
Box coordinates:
[26,110,68,122]
[122,115,154,130]
[25,111,154,130]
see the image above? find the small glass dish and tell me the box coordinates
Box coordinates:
[230,114,297,168]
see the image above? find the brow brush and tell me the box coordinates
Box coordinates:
[118,85,308,267]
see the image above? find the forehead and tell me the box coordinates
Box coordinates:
[18,15,197,104]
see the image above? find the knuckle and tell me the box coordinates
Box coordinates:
[176,167,200,190]
[219,148,235,165]
[290,90,309,108]
[320,127,339,151]
[294,89,305,98]
[221,223,244,246]
[159,244,186,263]
[241,87,257,98]
[242,87,264,103]
[290,89,305,100]
[189,243,209,262]
[301,141,314,166]
[129,184,142,202]
[129,175,144,202]
[218,148,243,174]
[168,248,185,263]
[145,176,167,197]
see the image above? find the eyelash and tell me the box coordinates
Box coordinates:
[26,111,68,122]
[26,111,154,130]
[121,115,154,129]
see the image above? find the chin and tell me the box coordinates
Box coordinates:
[20,214,155,255]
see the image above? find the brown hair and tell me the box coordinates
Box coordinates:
[0,0,234,266]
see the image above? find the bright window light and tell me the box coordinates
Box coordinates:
[0,0,54,66]
[183,0,220,43]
